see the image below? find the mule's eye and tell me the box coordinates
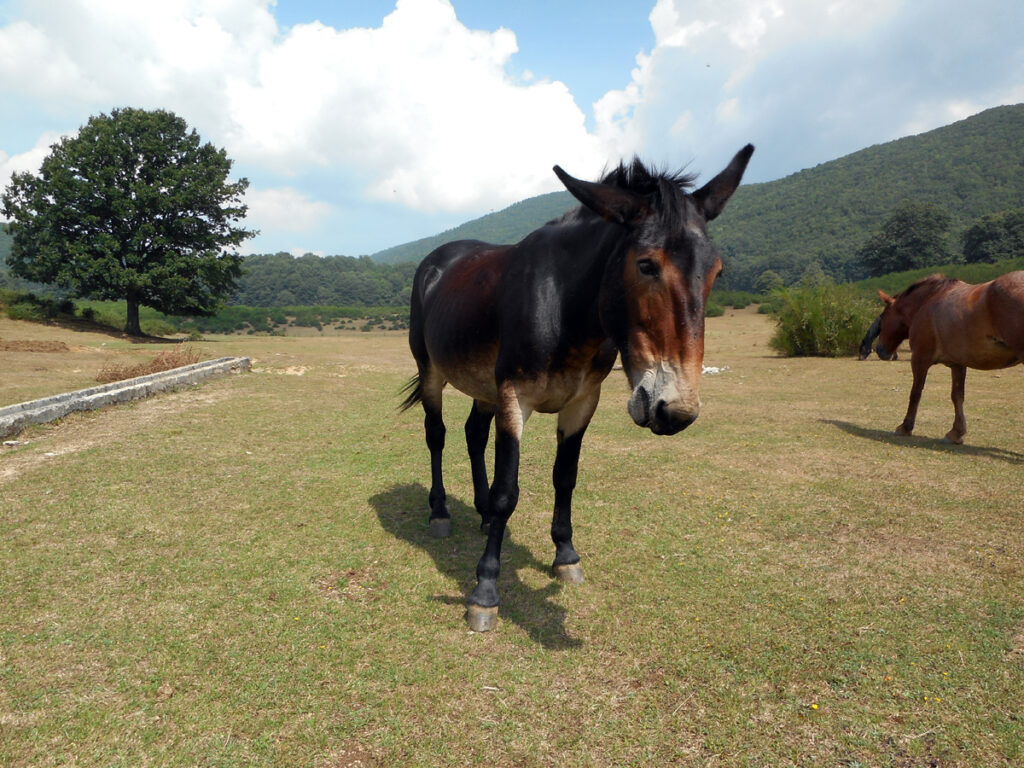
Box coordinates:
[636,258,659,277]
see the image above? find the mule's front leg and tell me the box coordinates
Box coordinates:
[551,428,585,584]
[550,394,599,584]
[944,364,967,444]
[467,428,520,632]
[896,358,930,436]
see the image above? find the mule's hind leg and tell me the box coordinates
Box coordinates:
[550,391,600,584]
[420,370,451,538]
[943,364,967,444]
[465,400,495,533]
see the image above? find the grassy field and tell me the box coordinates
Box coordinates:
[1,308,1022,767]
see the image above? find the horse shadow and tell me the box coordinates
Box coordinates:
[370,483,583,649]
[822,419,1024,464]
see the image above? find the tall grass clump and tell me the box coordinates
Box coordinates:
[769,279,877,357]
[95,346,203,383]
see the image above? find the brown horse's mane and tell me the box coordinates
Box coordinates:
[899,274,959,299]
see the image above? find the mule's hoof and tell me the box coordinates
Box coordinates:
[895,425,912,436]
[429,518,451,538]
[553,562,584,584]
[466,604,498,632]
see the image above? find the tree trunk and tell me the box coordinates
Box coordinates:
[125,296,143,336]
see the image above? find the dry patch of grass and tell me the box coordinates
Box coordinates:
[0,339,70,352]
[95,346,202,383]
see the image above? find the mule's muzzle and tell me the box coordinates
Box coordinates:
[627,369,700,435]
[649,399,698,435]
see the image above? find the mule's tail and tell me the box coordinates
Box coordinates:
[398,374,423,412]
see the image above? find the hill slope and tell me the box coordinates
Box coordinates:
[372,104,1024,290]
[371,190,575,265]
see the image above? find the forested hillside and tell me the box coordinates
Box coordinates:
[371,104,1024,291]
[371,190,575,265]
[710,104,1024,289]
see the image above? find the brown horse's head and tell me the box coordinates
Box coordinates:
[875,289,908,360]
[875,276,958,360]
[554,145,753,435]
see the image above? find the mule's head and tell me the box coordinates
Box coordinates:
[554,145,753,435]
[874,290,907,360]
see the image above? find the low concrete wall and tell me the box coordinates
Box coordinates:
[0,356,251,438]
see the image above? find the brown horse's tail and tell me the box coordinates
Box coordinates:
[398,374,423,412]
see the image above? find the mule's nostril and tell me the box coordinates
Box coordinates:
[651,401,698,435]
[654,399,669,423]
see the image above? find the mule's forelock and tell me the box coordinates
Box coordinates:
[600,158,699,232]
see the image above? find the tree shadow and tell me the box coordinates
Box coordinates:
[370,483,583,649]
[31,316,186,344]
[822,419,1024,464]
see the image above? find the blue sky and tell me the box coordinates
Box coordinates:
[2,0,1023,257]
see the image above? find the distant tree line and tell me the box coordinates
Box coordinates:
[232,252,417,307]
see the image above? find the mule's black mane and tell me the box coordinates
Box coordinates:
[553,157,698,229]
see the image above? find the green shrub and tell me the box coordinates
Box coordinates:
[705,302,725,318]
[4,292,75,322]
[768,281,877,357]
[6,301,44,322]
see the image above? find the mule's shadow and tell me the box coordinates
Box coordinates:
[823,419,1024,464]
[371,484,582,649]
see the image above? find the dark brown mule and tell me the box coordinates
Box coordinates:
[874,271,1024,443]
[402,146,754,631]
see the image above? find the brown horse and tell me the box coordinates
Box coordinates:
[873,271,1024,443]
[402,146,754,631]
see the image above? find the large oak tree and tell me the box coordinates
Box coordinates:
[2,108,254,335]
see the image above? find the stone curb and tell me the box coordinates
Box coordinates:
[0,356,251,438]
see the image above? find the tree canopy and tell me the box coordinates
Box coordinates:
[962,207,1024,263]
[855,200,953,277]
[1,107,254,334]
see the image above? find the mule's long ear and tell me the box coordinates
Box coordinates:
[692,144,754,222]
[553,165,649,226]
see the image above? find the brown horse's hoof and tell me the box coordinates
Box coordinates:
[942,432,965,445]
[895,424,912,436]
[466,604,498,632]
[553,562,584,584]
[429,518,451,538]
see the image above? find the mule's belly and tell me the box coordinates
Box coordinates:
[438,354,500,404]
[437,357,610,413]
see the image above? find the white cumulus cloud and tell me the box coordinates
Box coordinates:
[0,0,609,216]
[244,187,333,233]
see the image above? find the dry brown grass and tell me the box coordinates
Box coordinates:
[1,308,1022,767]
[0,339,70,352]
[95,346,202,383]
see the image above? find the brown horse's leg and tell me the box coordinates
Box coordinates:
[550,392,600,584]
[465,400,495,532]
[896,357,931,436]
[467,385,528,632]
[944,364,967,444]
